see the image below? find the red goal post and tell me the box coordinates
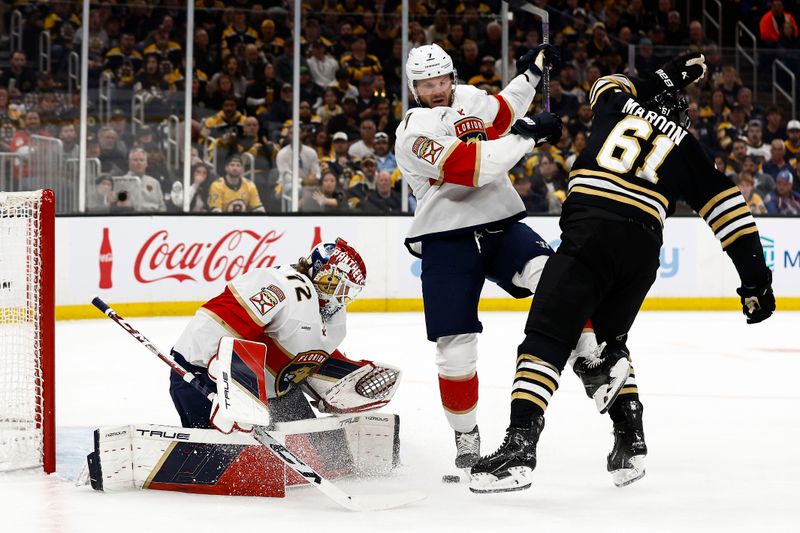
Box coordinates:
[0,189,55,473]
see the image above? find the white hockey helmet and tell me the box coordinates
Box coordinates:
[406,43,457,104]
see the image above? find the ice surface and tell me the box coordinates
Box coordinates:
[2,311,799,532]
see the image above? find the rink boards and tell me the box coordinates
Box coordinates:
[53,215,800,318]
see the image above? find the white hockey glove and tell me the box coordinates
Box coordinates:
[306,361,401,414]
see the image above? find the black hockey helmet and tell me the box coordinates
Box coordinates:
[644,90,690,130]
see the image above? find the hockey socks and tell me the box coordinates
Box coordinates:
[438,372,479,433]
[615,362,639,403]
[510,354,561,427]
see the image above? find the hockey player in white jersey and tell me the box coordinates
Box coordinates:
[395,44,632,476]
[169,238,400,431]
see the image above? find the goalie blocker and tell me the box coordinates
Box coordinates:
[84,414,400,497]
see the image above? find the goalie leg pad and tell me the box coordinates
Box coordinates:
[271,412,401,477]
[86,424,286,497]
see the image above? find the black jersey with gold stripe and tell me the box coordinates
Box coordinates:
[567,74,769,286]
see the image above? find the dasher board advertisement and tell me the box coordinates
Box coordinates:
[55,216,800,316]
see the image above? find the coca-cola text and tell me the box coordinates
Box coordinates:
[134,229,284,283]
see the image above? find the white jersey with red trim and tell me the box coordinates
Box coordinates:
[395,74,541,251]
[173,264,346,385]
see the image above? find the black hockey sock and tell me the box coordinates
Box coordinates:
[608,392,641,424]
[510,398,545,428]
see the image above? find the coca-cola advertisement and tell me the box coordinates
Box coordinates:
[99,227,113,289]
[133,229,284,284]
[61,216,405,310]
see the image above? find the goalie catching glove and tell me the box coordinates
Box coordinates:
[305,357,401,414]
[510,113,563,146]
[652,52,706,92]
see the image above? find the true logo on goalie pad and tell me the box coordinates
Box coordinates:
[276,350,329,397]
[249,284,285,316]
[412,136,444,165]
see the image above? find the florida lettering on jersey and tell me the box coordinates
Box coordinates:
[453,117,488,143]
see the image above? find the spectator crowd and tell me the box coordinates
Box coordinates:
[1,0,800,216]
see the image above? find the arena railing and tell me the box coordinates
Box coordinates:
[10,10,22,52]
[702,0,723,49]
[0,153,26,192]
[736,22,758,102]
[772,60,796,121]
[131,94,146,135]
[166,115,181,174]
[39,31,51,75]
[68,52,80,105]
[98,72,113,126]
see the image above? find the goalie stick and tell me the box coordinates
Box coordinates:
[91,296,425,512]
[506,0,550,111]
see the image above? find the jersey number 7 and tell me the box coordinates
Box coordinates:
[596,116,675,184]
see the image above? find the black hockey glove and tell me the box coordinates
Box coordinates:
[652,52,707,92]
[736,278,775,324]
[516,43,561,78]
[510,113,562,145]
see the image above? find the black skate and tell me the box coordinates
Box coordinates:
[469,416,544,494]
[608,399,647,487]
[454,425,480,469]
[573,343,631,414]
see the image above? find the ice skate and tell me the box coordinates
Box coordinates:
[454,425,480,470]
[469,416,544,494]
[573,343,631,413]
[608,399,647,487]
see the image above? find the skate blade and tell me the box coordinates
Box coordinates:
[611,455,646,487]
[469,466,533,494]
[594,358,631,414]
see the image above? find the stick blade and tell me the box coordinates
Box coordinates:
[343,490,427,512]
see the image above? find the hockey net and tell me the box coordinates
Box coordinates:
[0,189,55,473]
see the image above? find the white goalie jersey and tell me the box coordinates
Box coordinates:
[173,264,346,397]
[173,265,400,412]
[395,74,542,254]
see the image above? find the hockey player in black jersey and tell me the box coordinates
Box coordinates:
[470,52,775,494]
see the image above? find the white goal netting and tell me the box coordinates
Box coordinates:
[0,190,48,471]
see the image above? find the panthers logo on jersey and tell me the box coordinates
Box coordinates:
[275,350,329,396]
[454,116,488,144]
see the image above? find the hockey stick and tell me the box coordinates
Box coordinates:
[91,296,425,512]
[506,0,550,111]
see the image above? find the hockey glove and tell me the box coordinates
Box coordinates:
[653,52,707,92]
[736,279,775,324]
[510,113,562,146]
[516,43,561,79]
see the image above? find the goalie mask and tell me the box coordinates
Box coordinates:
[644,90,690,130]
[308,238,367,321]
